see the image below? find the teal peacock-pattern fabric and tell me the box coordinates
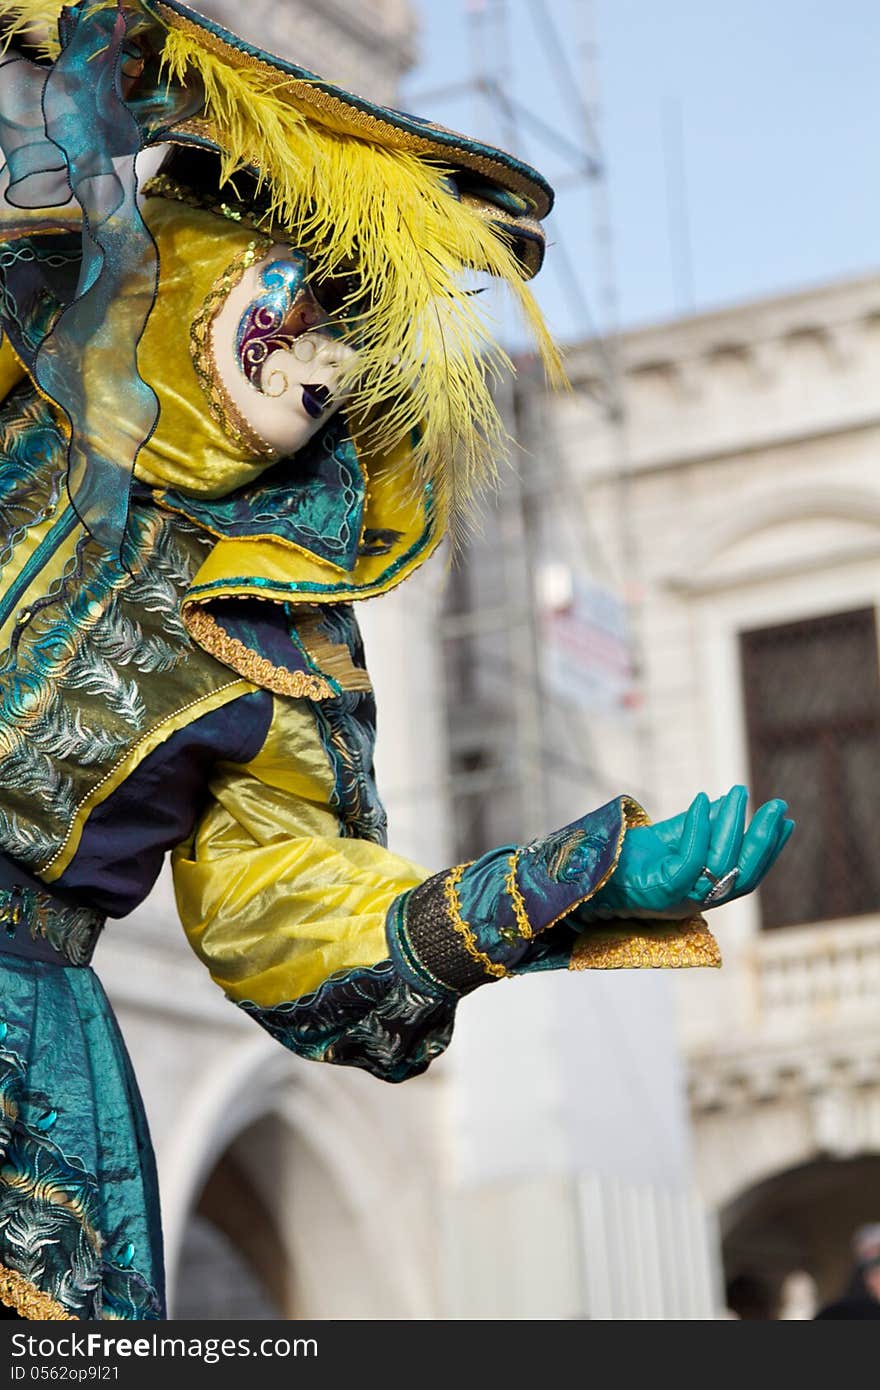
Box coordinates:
[0,958,163,1320]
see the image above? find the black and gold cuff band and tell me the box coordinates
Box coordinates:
[395,870,498,997]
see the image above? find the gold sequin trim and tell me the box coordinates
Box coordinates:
[443,865,509,980]
[153,3,550,218]
[0,1262,76,1320]
[622,796,652,829]
[504,851,533,940]
[143,172,276,235]
[184,605,335,700]
[188,235,279,460]
[570,916,722,971]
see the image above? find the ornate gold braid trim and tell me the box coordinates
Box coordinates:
[622,795,651,829]
[187,235,279,460]
[184,606,335,700]
[504,851,533,940]
[0,1262,76,1320]
[570,916,722,971]
[444,865,509,980]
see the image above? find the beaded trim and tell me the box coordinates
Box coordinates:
[142,172,275,235]
[570,916,722,971]
[39,680,250,878]
[503,851,533,940]
[0,1262,76,1320]
[184,605,335,700]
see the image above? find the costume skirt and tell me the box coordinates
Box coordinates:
[0,949,165,1320]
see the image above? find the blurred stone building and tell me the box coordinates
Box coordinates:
[496,271,880,1318]
[206,0,417,105]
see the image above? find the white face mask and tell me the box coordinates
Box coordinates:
[210,245,358,456]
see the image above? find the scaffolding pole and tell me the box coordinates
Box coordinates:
[422,0,651,852]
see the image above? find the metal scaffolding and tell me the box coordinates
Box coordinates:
[410,0,649,855]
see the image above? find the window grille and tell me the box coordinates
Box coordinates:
[740,607,880,929]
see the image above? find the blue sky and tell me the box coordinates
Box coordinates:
[402,0,880,342]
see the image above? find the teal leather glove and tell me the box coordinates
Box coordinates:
[585,785,794,922]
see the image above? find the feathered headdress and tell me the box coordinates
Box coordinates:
[0,0,562,553]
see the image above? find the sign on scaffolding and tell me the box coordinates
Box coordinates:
[539,564,634,712]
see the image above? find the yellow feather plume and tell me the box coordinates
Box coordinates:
[159,29,565,540]
[0,0,566,538]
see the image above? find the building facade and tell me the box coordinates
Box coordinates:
[522,272,880,1316]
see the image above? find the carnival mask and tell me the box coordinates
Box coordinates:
[211,246,358,457]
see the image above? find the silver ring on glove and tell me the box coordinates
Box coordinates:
[700,865,739,906]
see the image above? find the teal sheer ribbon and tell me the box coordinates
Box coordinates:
[0,54,70,210]
[0,2,201,566]
[34,0,159,564]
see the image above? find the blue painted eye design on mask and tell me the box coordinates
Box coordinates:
[235,251,325,391]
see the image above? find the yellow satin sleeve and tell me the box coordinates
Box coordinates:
[171,693,429,1007]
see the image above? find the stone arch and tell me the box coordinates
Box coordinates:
[158,1028,289,1302]
[173,1132,289,1318]
[720,1152,880,1317]
[160,1030,442,1318]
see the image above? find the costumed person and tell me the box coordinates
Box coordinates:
[815,1225,880,1319]
[0,0,794,1321]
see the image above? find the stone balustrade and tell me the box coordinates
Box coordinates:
[753,916,880,1033]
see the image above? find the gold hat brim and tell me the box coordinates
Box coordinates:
[146,0,554,222]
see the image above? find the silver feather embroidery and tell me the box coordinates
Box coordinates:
[62,646,147,729]
[0,809,58,864]
[0,488,207,864]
